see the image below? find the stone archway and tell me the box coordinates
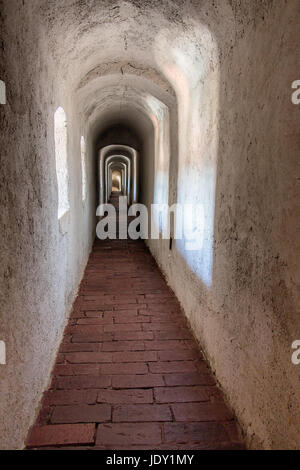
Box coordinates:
[99,145,139,206]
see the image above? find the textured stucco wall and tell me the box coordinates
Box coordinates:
[0,0,299,450]
[0,1,95,449]
[148,1,300,450]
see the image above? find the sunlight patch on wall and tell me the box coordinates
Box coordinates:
[80,136,87,201]
[54,107,69,219]
[155,26,219,287]
[145,94,171,235]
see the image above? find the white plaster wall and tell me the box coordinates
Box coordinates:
[0,2,95,449]
[147,1,300,450]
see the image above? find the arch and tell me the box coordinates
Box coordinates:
[99,145,139,206]
[104,154,131,204]
[111,169,121,192]
[108,161,128,197]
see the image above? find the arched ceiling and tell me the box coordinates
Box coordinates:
[76,73,175,142]
[37,0,235,139]
[38,0,236,87]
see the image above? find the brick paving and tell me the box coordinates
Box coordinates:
[26,195,245,450]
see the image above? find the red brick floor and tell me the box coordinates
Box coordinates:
[26,234,245,449]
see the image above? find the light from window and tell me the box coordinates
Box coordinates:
[0,80,6,104]
[54,107,69,219]
[81,136,87,201]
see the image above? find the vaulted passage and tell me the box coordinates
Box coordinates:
[0,0,299,450]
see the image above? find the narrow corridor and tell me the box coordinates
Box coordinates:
[1,0,298,450]
[26,235,244,449]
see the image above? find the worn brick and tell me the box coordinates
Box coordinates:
[67,325,104,335]
[44,389,97,406]
[99,362,148,375]
[112,351,157,363]
[114,331,154,341]
[149,361,197,374]
[59,342,99,353]
[102,340,145,352]
[113,404,172,422]
[158,350,199,361]
[164,373,215,386]
[96,423,162,446]
[54,375,111,390]
[171,402,234,422]
[164,422,228,444]
[143,304,180,313]
[143,323,185,331]
[72,332,114,343]
[155,330,192,340]
[144,340,190,351]
[154,386,210,403]
[114,313,150,323]
[85,310,113,318]
[53,364,99,376]
[113,303,144,311]
[149,314,183,323]
[51,404,111,424]
[77,317,113,325]
[112,374,165,389]
[65,352,112,363]
[104,323,142,332]
[97,389,153,404]
[27,424,95,448]
[36,406,52,425]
